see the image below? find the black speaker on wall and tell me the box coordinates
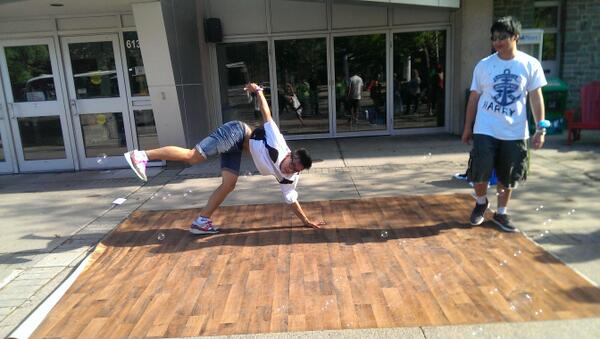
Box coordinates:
[204,18,223,43]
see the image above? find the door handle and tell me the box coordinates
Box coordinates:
[69,99,78,116]
[7,103,15,119]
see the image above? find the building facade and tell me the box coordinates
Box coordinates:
[0,0,595,174]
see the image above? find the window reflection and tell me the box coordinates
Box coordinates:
[334,34,387,133]
[123,32,149,97]
[275,38,329,135]
[217,42,270,127]
[134,109,160,150]
[17,116,66,160]
[69,42,119,99]
[393,30,446,129]
[80,113,126,157]
[5,45,56,102]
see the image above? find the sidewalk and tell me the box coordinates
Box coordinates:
[1,131,599,338]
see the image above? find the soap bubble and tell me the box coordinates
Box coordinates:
[157,233,165,241]
[380,231,388,239]
[508,291,533,311]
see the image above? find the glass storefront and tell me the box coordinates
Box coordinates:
[215,29,447,137]
[393,30,446,129]
[216,41,270,127]
[334,34,387,133]
[275,38,329,135]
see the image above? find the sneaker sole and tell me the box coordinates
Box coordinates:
[124,152,147,182]
[192,222,219,231]
[491,218,519,233]
[189,227,219,235]
[470,218,485,226]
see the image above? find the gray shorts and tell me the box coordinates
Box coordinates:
[468,134,528,188]
[196,120,247,175]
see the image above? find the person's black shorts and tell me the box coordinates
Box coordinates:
[349,98,360,111]
[468,134,528,188]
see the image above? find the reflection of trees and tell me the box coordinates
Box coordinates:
[394,31,445,72]
[334,34,386,81]
[69,42,115,73]
[5,45,52,99]
[276,39,326,85]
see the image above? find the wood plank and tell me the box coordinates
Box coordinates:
[30,194,600,338]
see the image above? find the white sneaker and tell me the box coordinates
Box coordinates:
[124,150,148,182]
[190,216,219,235]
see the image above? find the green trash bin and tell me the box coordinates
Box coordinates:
[541,77,568,134]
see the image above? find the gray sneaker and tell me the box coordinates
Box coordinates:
[492,213,518,232]
[469,199,489,225]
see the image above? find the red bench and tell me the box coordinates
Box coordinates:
[565,82,600,145]
[565,81,600,145]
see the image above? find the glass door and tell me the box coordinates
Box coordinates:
[392,30,447,130]
[333,33,387,135]
[0,38,74,172]
[0,79,16,173]
[274,37,329,136]
[216,41,271,128]
[62,35,132,169]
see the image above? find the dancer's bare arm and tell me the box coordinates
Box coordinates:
[246,83,272,122]
[290,201,326,229]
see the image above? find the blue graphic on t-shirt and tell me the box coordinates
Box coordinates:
[492,69,521,107]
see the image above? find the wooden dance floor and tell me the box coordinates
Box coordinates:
[32,194,600,338]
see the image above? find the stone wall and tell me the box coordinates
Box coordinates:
[494,0,600,109]
[562,0,600,108]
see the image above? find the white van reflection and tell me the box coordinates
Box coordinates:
[23,74,55,102]
[24,70,118,101]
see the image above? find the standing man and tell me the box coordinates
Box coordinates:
[461,16,549,232]
[347,73,363,124]
[125,83,325,234]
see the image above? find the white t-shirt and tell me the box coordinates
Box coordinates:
[249,120,299,204]
[348,75,364,100]
[470,51,547,140]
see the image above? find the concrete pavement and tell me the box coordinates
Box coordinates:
[1,131,599,338]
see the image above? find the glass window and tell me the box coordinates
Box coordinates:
[134,109,160,150]
[68,41,119,99]
[79,112,126,157]
[123,32,149,97]
[5,45,56,102]
[393,30,446,129]
[275,38,329,135]
[334,34,387,133]
[542,33,557,60]
[17,116,66,160]
[216,42,270,127]
[534,6,558,29]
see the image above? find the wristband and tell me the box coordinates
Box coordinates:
[256,86,264,92]
[537,119,551,129]
[535,128,547,136]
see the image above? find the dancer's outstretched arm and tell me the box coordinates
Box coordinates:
[290,201,326,229]
[246,83,272,122]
